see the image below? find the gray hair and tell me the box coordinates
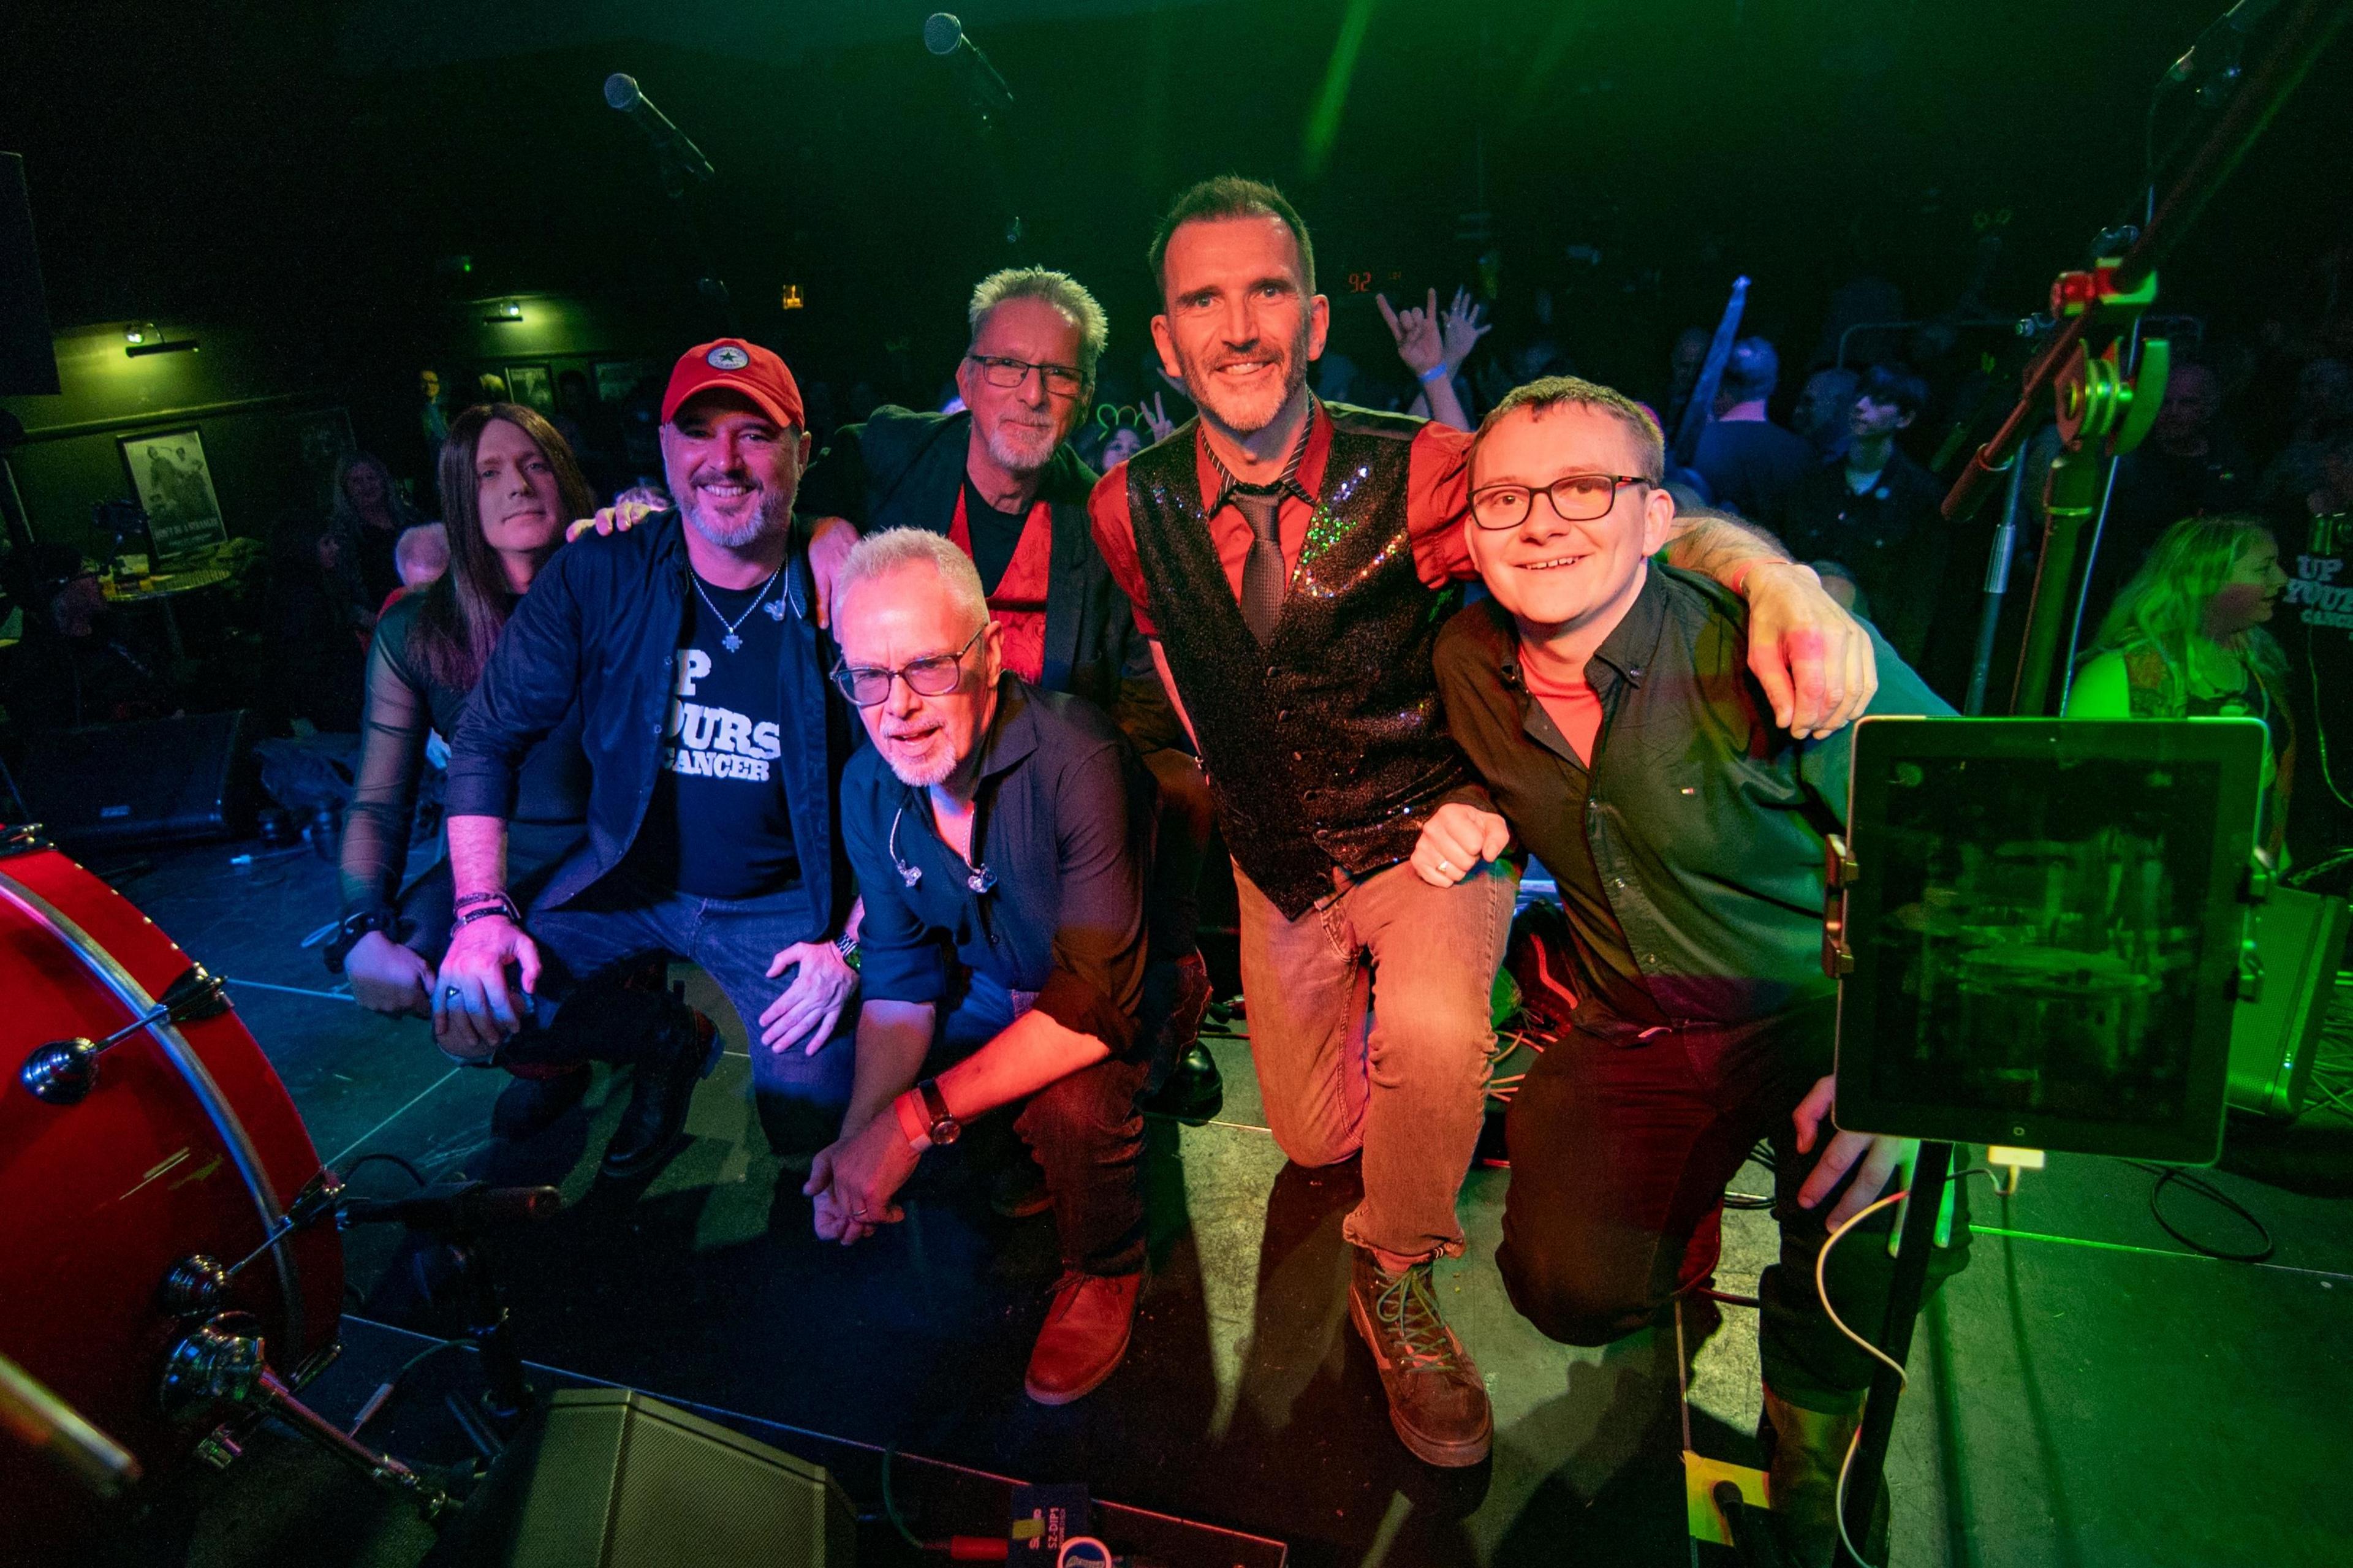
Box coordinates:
[968,267,1108,382]
[835,527,989,633]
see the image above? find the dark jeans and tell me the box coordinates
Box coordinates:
[1497,999,1971,1412]
[491,873,855,1157]
[1141,746,1211,961]
[934,971,1152,1277]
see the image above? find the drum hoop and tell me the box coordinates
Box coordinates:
[0,870,306,1355]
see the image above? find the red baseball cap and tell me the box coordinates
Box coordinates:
[661,338,806,430]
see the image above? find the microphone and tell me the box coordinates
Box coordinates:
[336,1183,563,1232]
[923,13,1014,115]
[603,73,716,183]
[2162,0,2278,101]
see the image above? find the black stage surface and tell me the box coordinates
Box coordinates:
[64,841,2353,1567]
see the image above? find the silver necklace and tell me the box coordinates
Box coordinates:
[692,564,784,653]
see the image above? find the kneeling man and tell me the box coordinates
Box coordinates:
[1425,377,1971,1562]
[806,528,1158,1406]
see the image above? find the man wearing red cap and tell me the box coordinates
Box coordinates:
[438,338,863,1177]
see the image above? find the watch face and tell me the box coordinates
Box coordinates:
[931,1117,963,1146]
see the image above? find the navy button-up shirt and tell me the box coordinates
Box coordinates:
[1434,564,1952,1026]
[843,677,1154,1055]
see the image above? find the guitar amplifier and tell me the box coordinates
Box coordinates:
[12,710,254,848]
[2228,887,2351,1119]
[423,1390,857,1568]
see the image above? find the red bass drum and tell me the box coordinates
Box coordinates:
[0,845,343,1554]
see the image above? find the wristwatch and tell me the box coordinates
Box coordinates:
[915,1078,961,1147]
[323,909,393,974]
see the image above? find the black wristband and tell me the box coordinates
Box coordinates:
[324,908,394,974]
[452,892,522,931]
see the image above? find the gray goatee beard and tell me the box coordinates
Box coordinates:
[883,746,958,789]
[681,488,792,550]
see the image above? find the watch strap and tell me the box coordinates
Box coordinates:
[917,1077,953,1130]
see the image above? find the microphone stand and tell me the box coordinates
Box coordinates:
[1939,0,2349,716]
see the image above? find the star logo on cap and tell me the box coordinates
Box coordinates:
[707,344,751,371]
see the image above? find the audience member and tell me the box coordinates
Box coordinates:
[1661,325,1710,433]
[1691,336,1814,520]
[2091,360,2256,615]
[2,544,176,732]
[378,522,449,617]
[1776,364,1947,663]
[2067,514,2294,861]
[1789,366,1859,461]
[2258,357,2352,520]
[266,509,369,731]
[331,406,599,1135]
[333,450,426,605]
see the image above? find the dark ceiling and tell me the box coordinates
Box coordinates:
[5,0,2347,398]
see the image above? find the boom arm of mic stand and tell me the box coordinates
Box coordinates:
[1942,0,2349,527]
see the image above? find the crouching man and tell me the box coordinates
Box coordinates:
[1424,377,1971,1564]
[805,528,1159,1406]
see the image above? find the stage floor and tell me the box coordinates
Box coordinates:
[94,839,2353,1567]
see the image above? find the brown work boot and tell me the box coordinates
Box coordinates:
[1346,1248,1492,1467]
[1025,1271,1142,1406]
[1762,1382,1868,1567]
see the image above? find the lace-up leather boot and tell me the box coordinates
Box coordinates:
[1346,1246,1491,1466]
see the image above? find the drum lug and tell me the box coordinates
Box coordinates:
[161,1255,230,1318]
[0,824,50,857]
[20,1037,102,1104]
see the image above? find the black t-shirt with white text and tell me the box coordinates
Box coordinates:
[624,572,803,900]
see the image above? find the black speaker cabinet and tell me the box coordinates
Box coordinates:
[0,153,60,397]
[13,710,254,847]
[425,1390,857,1568]
[2228,887,2350,1119]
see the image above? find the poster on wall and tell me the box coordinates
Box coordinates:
[119,428,227,565]
[593,359,659,406]
[504,363,555,415]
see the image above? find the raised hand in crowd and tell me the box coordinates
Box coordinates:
[1378,286,1484,431]
[1139,390,1176,444]
[346,930,435,1018]
[1437,286,1493,373]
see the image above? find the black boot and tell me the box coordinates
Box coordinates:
[1141,953,1222,1123]
[600,1000,719,1180]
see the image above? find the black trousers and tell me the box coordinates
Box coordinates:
[1497,999,1971,1411]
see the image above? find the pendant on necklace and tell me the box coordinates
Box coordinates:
[722,632,743,653]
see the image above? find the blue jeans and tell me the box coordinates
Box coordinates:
[933,971,1153,1276]
[506,874,855,1156]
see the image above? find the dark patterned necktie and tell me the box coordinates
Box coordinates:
[1233,487,1286,645]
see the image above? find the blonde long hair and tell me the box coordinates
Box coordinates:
[2086,513,2285,713]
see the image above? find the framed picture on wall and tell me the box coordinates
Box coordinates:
[593,358,659,406]
[504,364,555,415]
[119,428,227,565]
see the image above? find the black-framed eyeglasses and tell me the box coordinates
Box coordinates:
[831,626,987,707]
[966,354,1086,397]
[1469,474,1648,531]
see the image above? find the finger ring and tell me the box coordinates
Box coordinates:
[851,1206,868,1219]
[1437,858,1452,873]
[443,986,462,1000]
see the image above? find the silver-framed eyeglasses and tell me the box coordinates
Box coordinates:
[1469,473,1648,531]
[966,353,1086,397]
[832,626,987,707]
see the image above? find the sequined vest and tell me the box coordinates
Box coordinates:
[1124,405,1472,918]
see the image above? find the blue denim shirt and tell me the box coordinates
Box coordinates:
[447,515,852,924]
[1434,564,1952,1025]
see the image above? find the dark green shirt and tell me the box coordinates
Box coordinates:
[1434,564,1952,1025]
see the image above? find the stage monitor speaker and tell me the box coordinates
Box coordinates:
[423,1389,857,1568]
[0,153,61,398]
[2228,887,2350,1119]
[12,710,254,849]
